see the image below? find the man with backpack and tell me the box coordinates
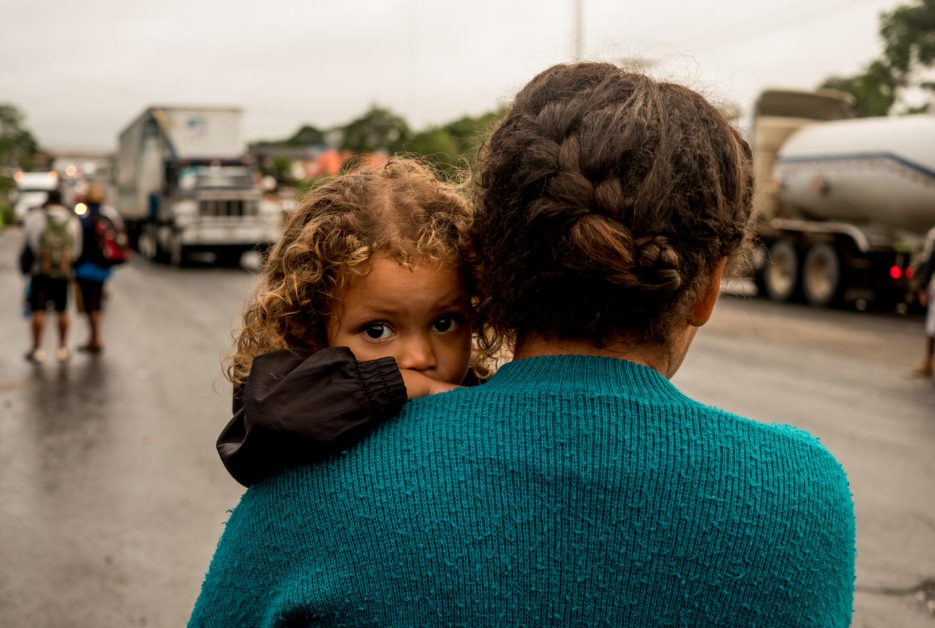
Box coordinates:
[72,184,130,353]
[22,189,82,363]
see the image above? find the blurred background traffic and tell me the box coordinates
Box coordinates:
[1,1,934,627]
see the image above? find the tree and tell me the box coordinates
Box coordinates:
[285,124,325,146]
[0,103,41,170]
[339,106,411,154]
[881,0,935,76]
[391,107,507,175]
[821,60,900,117]
[820,0,935,116]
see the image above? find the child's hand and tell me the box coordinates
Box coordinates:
[400,369,462,399]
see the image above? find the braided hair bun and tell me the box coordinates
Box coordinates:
[473,62,754,347]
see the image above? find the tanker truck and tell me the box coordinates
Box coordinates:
[751,88,935,308]
[117,106,280,266]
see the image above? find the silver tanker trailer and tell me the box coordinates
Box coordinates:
[751,89,935,308]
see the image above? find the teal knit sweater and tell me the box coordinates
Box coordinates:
[189,355,855,627]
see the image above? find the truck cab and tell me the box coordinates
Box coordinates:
[139,161,278,266]
[118,107,280,267]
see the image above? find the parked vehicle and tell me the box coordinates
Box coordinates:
[751,89,935,308]
[116,107,279,266]
[13,171,59,223]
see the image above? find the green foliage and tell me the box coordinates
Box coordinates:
[400,128,461,173]
[820,0,935,116]
[272,156,293,181]
[285,125,325,146]
[821,60,899,117]
[0,103,41,170]
[258,106,507,182]
[392,107,507,175]
[0,201,12,229]
[0,175,14,196]
[881,0,935,75]
[340,106,411,154]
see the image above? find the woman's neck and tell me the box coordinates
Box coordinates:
[512,332,690,380]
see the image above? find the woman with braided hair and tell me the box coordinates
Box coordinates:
[189,63,854,627]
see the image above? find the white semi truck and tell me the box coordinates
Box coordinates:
[117,106,279,266]
[751,89,935,308]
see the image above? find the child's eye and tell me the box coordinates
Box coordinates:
[363,323,393,340]
[432,315,462,333]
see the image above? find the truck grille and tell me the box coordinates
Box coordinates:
[198,199,259,218]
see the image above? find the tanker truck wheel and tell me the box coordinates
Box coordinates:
[802,243,843,307]
[764,239,802,303]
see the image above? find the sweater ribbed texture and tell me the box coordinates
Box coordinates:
[189,355,855,627]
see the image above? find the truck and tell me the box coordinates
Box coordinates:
[750,88,935,309]
[13,171,59,223]
[116,106,279,266]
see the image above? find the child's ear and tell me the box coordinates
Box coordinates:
[689,258,727,328]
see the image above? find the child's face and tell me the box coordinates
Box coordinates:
[327,256,472,386]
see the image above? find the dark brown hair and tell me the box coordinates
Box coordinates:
[472,62,754,349]
[227,159,473,385]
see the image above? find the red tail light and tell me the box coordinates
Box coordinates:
[906,267,915,280]
[890,265,902,280]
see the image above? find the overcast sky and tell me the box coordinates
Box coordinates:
[0,0,905,151]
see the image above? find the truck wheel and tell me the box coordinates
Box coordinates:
[139,227,167,263]
[169,232,186,267]
[764,240,801,302]
[802,243,843,307]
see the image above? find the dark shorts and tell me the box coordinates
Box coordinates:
[29,275,70,313]
[75,278,105,314]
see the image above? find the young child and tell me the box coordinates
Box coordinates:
[218,159,477,486]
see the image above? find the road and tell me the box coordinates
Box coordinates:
[0,226,933,627]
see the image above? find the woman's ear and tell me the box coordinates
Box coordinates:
[689,258,728,328]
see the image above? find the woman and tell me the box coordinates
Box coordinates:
[189,63,854,627]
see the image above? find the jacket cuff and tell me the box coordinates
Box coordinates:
[356,356,407,417]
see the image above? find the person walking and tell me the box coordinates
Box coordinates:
[73,184,127,353]
[914,227,935,377]
[22,189,82,363]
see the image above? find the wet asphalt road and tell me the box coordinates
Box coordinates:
[1,226,933,628]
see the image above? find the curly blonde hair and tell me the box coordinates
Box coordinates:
[226,159,474,386]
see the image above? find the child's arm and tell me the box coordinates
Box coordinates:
[217,346,407,487]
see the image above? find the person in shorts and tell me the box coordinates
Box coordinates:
[73,184,125,353]
[23,190,82,363]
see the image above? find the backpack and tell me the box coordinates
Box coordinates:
[87,212,131,266]
[38,214,74,279]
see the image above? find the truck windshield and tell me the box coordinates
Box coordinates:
[179,167,254,190]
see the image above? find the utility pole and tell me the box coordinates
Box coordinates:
[573,0,584,61]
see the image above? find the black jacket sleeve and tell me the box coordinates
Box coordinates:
[218,346,407,487]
